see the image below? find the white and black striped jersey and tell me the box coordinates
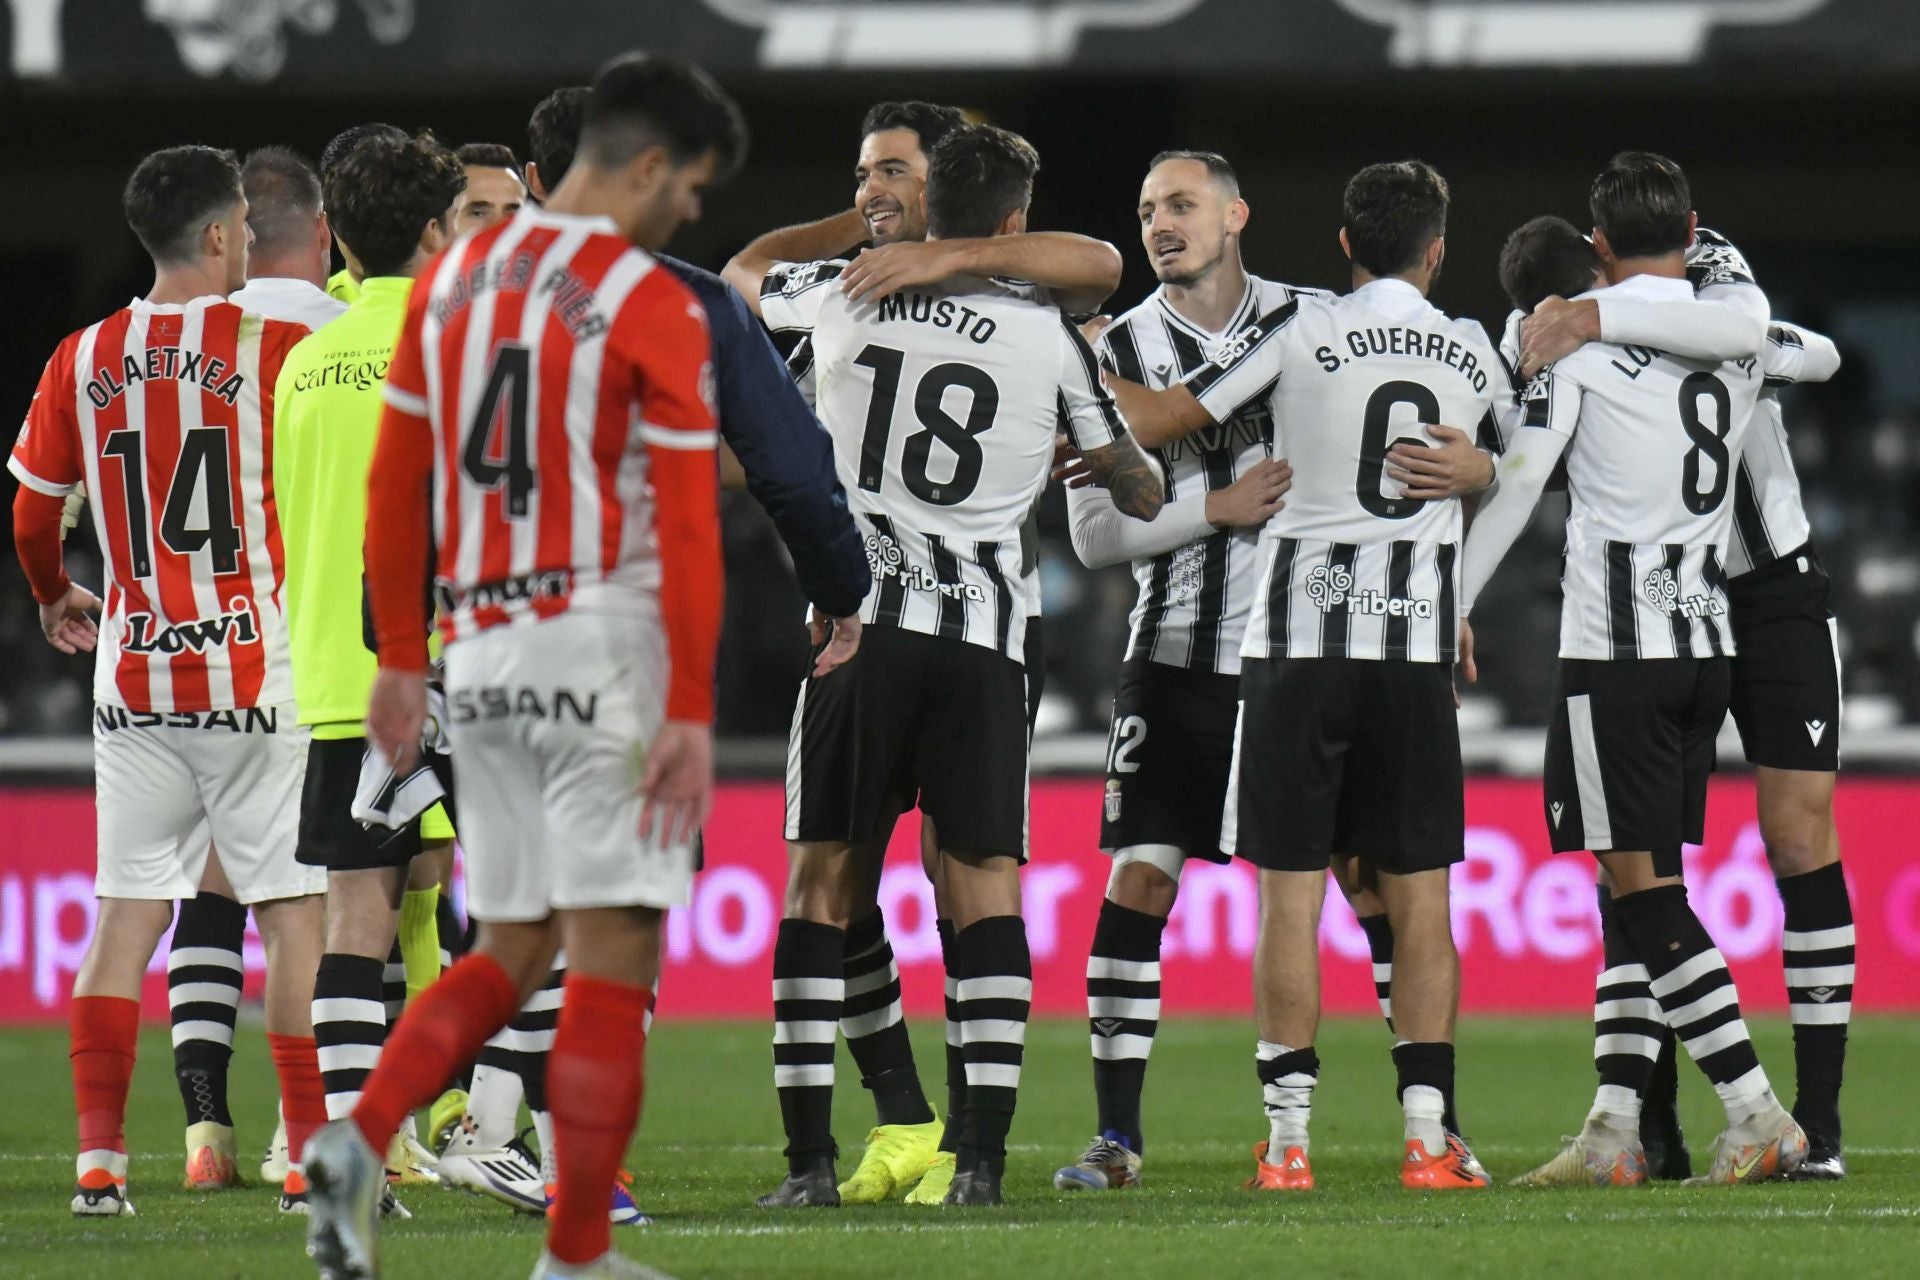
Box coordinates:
[1183,277,1510,664]
[1522,273,1768,660]
[1097,276,1331,674]
[760,260,1123,663]
[1731,323,1839,575]
[785,324,1047,620]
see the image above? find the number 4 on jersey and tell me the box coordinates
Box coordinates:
[101,425,243,578]
[462,343,536,516]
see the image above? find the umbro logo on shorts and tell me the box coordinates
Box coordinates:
[1549,801,1565,828]
[1805,719,1828,745]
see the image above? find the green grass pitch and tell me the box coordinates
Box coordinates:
[2,1016,1915,1278]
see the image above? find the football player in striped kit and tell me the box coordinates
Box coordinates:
[1463,153,1810,1188]
[1104,159,1505,1190]
[728,103,1129,1206]
[10,144,329,1220]
[746,124,1163,1209]
[1510,205,1852,1181]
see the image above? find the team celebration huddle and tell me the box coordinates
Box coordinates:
[10,43,1862,1280]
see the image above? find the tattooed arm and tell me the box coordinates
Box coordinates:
[1076,434,1165,521]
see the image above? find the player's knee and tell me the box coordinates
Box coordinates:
[783,851,856,927]
[1758,813,1837,877]
[1107,851,1179,917]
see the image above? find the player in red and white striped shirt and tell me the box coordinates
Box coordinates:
[9,145,326,1220]
[300,56,749,1280]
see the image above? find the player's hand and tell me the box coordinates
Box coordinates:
[1519,296,1601,377]
[808,608,862,676]
[839,241,958,302]
[1204,457,1292,528]
[1388,426,1494,499]
[1079,315,1113,345]
[366,668,429,773]
[38,582,100,655]
[1455,617,1478,708]
[639,719,714,849]
[1052,436,1094,489]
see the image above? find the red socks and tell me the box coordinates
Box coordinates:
[268,1033,327,1174]
[546,975,650,1266]
[70,995,140,1185]
[350,954,520,1152]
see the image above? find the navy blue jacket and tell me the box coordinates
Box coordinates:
[659,255,869,619]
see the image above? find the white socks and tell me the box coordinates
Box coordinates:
[1403,1084,1446,1157]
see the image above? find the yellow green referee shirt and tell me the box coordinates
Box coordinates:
[326,268,361,305]
[275,276,412,738]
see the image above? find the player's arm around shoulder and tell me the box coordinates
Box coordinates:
[1054,314,1164,521]
[723,207,868,318]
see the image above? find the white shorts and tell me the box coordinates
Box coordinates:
[444,610,694,922]
[92,701,322,904]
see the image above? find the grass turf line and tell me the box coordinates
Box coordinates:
[0,1016,1914,1278]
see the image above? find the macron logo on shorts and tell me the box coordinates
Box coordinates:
[1549,801,1565,829]
[1806,719,1828,746]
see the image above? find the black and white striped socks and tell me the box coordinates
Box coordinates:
[937,918,965,1154]
[841,910,933,1127]
[1357,912,1396,1033]
[1779,862,1853,1144]
[313,953,388,1121]
[953,915,1032,1175]
[1614,883,1773,1123]
[169,892,247,1129]
[1086,900,1165,1153]
[468,964,566,1148]
[772,919,844,1173]
[1590,886,1663,1124]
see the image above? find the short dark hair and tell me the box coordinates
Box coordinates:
[579,53,747,181]
[1342,159,1450,278]
[455,142,521,175]
[1589,150,1692,259]
[241,146,322,258]
[123,145,243,265]
[527,86,589,190]
[1149,149,1240,198]
[319,122,406,184]
[926,124,1040,241]
[1499,216,1600,314]
[859,101,968,157]
[324,131,465,278]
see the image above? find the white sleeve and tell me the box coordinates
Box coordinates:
[1182,299,1304,424]
[1066,482,1215,570]
[1761,322,1841,385]
[1460,426,1573,617]
[757,259,848,334]
[1595,281,1769,362]
[1056,318,1127,451]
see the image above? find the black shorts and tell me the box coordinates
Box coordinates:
[785,626,1029,861]
[1099,659,1239,864]
[1223,658,1463,875]
[296,736,424,871]
[1544,657,1730,867]
[1728,544,1840,772]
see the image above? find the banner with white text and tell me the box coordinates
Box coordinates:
[1,777,1915,1022]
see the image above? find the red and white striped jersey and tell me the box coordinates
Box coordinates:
[371,206,722,721]
[9,297,306,712]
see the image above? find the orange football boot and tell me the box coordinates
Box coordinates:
[1402,1134,1492,1189]
[1246,1141,1314,1191]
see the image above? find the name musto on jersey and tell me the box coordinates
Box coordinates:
[1098,277,1328,675]
[761,260,1123,665]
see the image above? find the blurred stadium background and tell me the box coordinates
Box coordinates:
[1,1,1917,1024]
